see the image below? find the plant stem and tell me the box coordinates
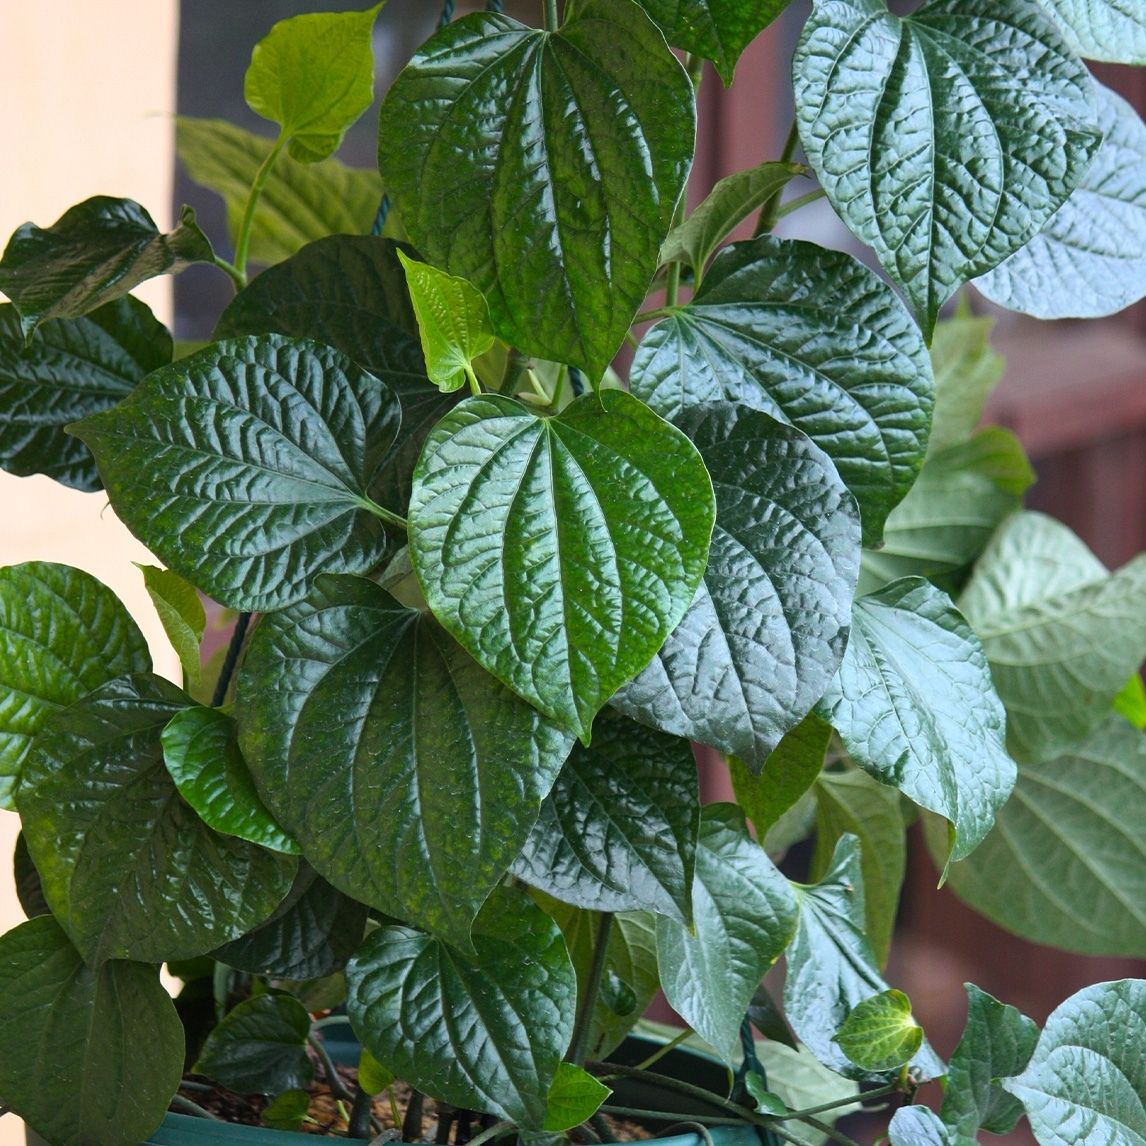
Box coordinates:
[797,1115,862,1146]
[464,362,483,397]
[543,0,559,31]
[347,1086,374,1139]
[309,1034,355,1103]
[755,120,800,236]
[632,1028,694,1071]
[170,1095,222,1121]
[211,611,251,708]
[234,131,288,278]
[360,497,410,532]
[599,1106,747,1127]
[588,1061,754,1121]
[213,255,246,292]
[525,367,551,403]
[463,1119,516,1146]
[774,189,827,221]
[568,912,614,1066]
[785,1082,898,1120]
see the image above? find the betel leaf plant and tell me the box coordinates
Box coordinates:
[2,2,1146,1146]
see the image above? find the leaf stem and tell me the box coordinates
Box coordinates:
[360,497,409,532]
[464,362,483,397]
[600,1106,747,1127]
[309,1034,355,1103]
[632,1028,694,1071]
[784,1083,897,1120]
[755,120,800,236]
[170,1095,222,1122]
[212,255,246,292]
[543,0,559,31]
[234,131,288,278]
[568,912,614,1066]
[525,367,551,403]
[211,612,251,708]
[463,1120,516,1146]
[774,189,827,221]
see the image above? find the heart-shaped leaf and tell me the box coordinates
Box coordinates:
[138,565,206,688]
[0,297,170,490]
[1002,980,1146,1146]
[70,334,402,612]
[890,1107,953,1146]
[656,804,799,1058]
[544,1064,611,1132]
[612,402,860,767]
[0,561,151,810]
[833,989,923,1073]
[932,713,1146,956]
[377,0,694,380]
[0,197,213,337]
[0,916,184,1146]
[958,511,1146,763]
[346,886,577,1129]
[177,117,384,266]
[512,708,699,924]
[235,574,574,950]
[817,578,1015,865]
[245,4,383,162]
[926,311,1006,457]
[18,674,297,966]
[975,82,1146,319]
[162,705,298,854]
[630,235,933,546]
[1038,0,1146,63]
[409,390,714,743]
[793,0,1102,335]
[785,835,944,1081]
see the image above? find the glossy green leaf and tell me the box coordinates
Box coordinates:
[346,886,577,1128]
[812,768,906,970]
[0,916,184,1146]
[540,900,659,1060]
[890,1107,953,1146]
[1038,0,1146,62]
[162,705,298,854]
[212,863,368,980]
[377,0,694,380]
[70,334,401,612]
[940,984,1038,1146]
[0,297,170,490]
[975,83,1146,319]
[958,511,1146,763]
[544,1063,611,1132]
[18,674,297,966]
[194,993,315,1097]
[0,561,151,809]
[409,390,714,743]
[793,0,1102,335]
[857,428,1034,596]
[244,4,383,162]
[656,804,799,1058]
[397,250,494,393]
[138,565,205,687]
[926,310,1006,457]
[747,983,798,1051]
[660,163,802,276]
[13,831,49,919]
[0,197,213,337]
[631,235,933,546]
[817,578,1015,865]
[215,235,453,515]
[357,1049,394,1096]
[236,574,574,950]
[1114,673,1146,730]
[785,835,944,1081]
[612,403,860,767]
[933,713,1146,956]
[177,117,384,266]
[512,709,698,924]
[1002,980,1146,1146]
[833,989,922,1073]
[745,1074,789,1117]
[730,711,831,839]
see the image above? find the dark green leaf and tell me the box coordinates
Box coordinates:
[0,297,170,490]
[637,0,795,83]
[194,993,315,1096]
[818,578,1014,865]
[890,1107,952,1146]
[138,565,206,687]
[212,863,368,980]
[0,916,184,1146]
[235,574,574,950]
[656,804,799,1058]
[926,310,1006,457]
[958,511,1146,763]
[162,705,298,854]
[940,984,1038,1146]
[1038,0,1146,63]
[785,835,944,1081]
[933,713,1146,956]
[409,391,714,743]
[0,197,212,337]
[833,989,922,1073]
[377,1,694,380]
[975,82,1146,319]
[1002,980,1146,1146]
[13,831,49,919]
[513,709,698,923]
[812,769,906,970]
[244,5,383,162]
[660,163,803,275]
[630,235,933,546]
[0,561,151,809]
[18,674,297,966]
[70,334,401,612]
[177,117,384,266]
[612,403,859,767]
[747,983,798,1051]
[745,1075,789,1117]
[793,0,1102,334]
[544,1063,611,1132]
[346,886,577,1128]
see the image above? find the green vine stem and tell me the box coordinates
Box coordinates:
[170,1095,222,1122]
[543,0,559,31]
[774,188,827,221]
[233,132,288,281]
[212,255,246,292]
[632,1028,694,1071]
[568,912,614,1065]
[755,120,801,236]
[309,1034,355,1103]
[462,1119,515,1146]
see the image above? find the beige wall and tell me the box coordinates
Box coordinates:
[0,4,180,1144]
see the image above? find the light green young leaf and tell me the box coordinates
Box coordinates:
[1038,0,1146,63]
[793,0,1102,335]
[245,4,384,162]
[544,1063,611,1132]
[138,565,205,687]
[357,1049,394,1096]
[1114,673,1146,730]
[926,309,1006,457]
[833,989,923,1073]
[397,251,494,393]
